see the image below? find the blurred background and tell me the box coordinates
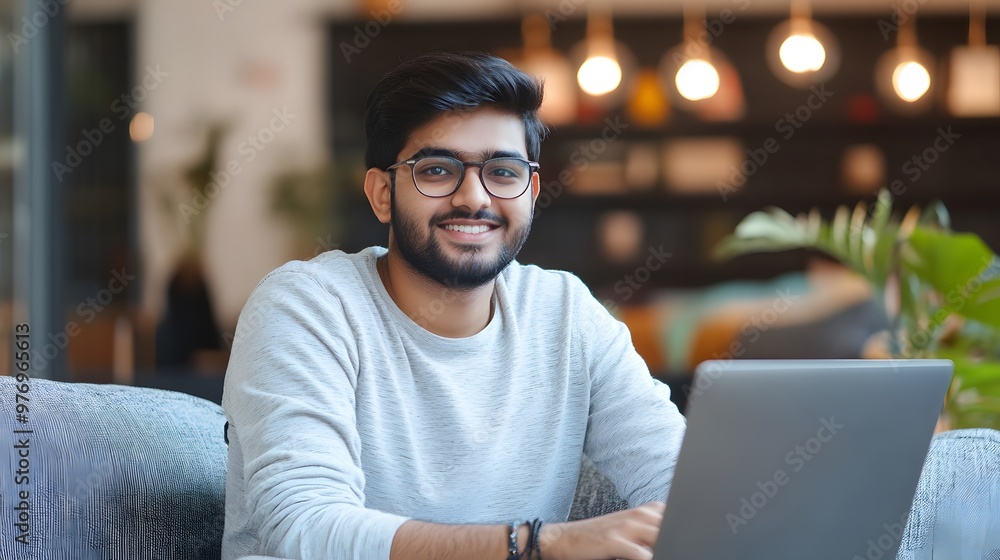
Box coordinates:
[2,0,999,427]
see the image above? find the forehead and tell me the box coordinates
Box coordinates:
[401,107,527,159]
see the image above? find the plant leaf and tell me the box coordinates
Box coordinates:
[903,228,1000,328]
[714,209,811,259]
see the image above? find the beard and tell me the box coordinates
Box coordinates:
[389,192,533,290]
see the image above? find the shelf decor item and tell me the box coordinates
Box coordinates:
[716,189,1000,430]
[626,68,670,128]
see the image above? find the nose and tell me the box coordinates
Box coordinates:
[449,166,492,211]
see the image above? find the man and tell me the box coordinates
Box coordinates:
[222,52,685,560]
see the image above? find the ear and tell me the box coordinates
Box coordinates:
[364,167,393,224]
[530,171,541,204]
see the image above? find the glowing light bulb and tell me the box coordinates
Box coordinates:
[675,59,720,101]
[779,33,827,73]
[129,112,154,142]
[577,55,623,96]
[892,60,931,102]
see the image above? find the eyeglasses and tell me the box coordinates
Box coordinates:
[386,155,540,199]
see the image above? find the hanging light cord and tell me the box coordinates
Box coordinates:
[970,0,987,48]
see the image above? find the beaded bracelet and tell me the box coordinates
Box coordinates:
[508,518,543,559]
[507,521,521,560]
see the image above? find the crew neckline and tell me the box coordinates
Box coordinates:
[363,246,502,345]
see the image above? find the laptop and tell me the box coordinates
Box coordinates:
[653,359,953,560]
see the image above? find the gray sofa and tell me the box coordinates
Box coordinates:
[1,377,998,559]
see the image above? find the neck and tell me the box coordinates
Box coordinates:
[377,250,495,338]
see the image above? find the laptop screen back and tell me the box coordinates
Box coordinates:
[654,359,952,560]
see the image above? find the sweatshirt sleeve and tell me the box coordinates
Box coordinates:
[222,270,409,560]
[576,282,687,507]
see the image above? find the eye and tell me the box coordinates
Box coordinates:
[485,160,527,183]
[488,167,518,178]
[415,163,457,180]
[423,166,450,176]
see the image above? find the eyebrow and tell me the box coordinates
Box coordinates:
[406,146,527,161]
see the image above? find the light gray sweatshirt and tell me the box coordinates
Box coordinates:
[221,246,685,560]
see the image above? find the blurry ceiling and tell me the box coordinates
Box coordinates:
[66,0,1000,20]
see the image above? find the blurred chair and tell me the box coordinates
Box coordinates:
[0,376,226,559]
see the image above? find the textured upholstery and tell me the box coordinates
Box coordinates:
[897,429,1000,559]
[2,377,997,560]
[0,377,227,560]
[569,456,629,521]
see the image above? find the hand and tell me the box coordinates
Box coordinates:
[540,501,665,560]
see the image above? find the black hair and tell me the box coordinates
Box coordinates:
[364,51,547,171]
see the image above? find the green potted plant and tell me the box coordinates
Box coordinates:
[716,189,1000,430]
[270,164,341,261]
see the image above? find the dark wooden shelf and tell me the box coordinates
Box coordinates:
[328,15,1000,291]
[536,188,1000,213]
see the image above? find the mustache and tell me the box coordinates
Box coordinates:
[432,209,507,227]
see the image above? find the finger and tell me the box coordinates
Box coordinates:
[632,522,661,548]
[638,501,666,513]
[618,516,662,547]
[632,505,665,524]
[614,539,655,560]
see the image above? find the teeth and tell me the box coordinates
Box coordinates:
[443,224,491,234]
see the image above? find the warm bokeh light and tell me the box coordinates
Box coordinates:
[675,59,720,101]
[892,61,931,102]
[948,46,1000,116]
[129,112,155,142]
[519,53,577,125]
[577,55,623,96]
[779,33,827,73]
[627,68,670,126]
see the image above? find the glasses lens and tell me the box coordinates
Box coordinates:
[482,158,531,198]
[412,157,462,196]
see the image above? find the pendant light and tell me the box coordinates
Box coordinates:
[569,3,635,107]
[575,6,627,97]
[515,14,578,125]
[947,1,1000,116]
[661,2,743,120]
[875,11,935,111]
[766,0,840,87]
[665,2,721,102]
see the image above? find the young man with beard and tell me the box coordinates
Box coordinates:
[221,52,685,560]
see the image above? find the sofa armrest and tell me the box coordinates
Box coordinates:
[896,428,1000,559]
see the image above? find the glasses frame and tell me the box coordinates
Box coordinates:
[386,155,540,199]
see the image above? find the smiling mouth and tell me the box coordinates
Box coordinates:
[440,224,497,234]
